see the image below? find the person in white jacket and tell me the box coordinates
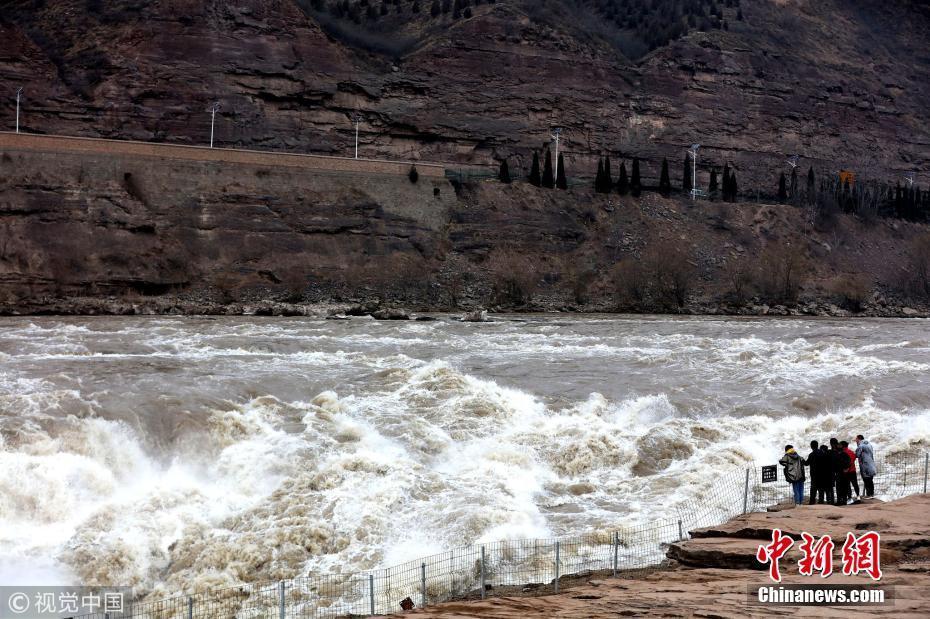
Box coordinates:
[855,435,877,497]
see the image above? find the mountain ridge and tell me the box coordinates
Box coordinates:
[1,0,929,191]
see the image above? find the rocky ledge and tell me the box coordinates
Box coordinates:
[404,494,930,618]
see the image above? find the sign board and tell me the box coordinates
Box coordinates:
[761,465,778,483]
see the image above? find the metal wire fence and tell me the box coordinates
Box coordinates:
[72,450,928,619]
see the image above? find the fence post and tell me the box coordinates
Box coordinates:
[678,520,684,541]
[278,581,285,619]
[743,468,751,513]
[369,574,375,616]
[554,541,560,594]
[187,596,193,619]
[421,562,427,607]
[924,453,930,494]
[480,546,486,600]
[612,532,618,578]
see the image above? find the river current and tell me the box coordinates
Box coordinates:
[1,315,927,596]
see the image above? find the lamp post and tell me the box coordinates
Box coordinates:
[209,102,221,148]
[786,155,799,203]
[551,127,562,183]
[352,113,361,159]
[688,144,700,200]
[15,87,23,133]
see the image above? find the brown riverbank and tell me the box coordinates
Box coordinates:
[398,495,930,617]
[1,296,928,318]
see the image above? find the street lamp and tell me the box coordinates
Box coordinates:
[352,112,361,159]
[550,127,563,187]
[786,155,799,201]
[209,102,221,148]
[15,87,23,133]
[688,144,700,200]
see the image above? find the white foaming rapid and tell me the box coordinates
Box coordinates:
[0,316,927,598]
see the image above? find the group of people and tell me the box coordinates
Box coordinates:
[779,435,877,506]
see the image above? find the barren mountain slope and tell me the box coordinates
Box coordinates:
[1,0,929,190]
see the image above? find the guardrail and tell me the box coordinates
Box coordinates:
[0,132,446,178]
[73,450,928,618]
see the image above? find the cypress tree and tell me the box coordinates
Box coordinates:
[729,171,738,202]
[631,158,642,197]
[556,153,567,190]
[542,149,554,188]
[722,164,730,200]
[778,172,787,203]
[660,158,671,197]
[709,168,719,200]
[499,159,511,183]
[595,158,605,193]
[682,154,692,193]
[617,162,629,195]
[604,156,613,190]
[914,187,920,219]
[529,152,541,186]
[806,167,815,205]
[789,167,798,204]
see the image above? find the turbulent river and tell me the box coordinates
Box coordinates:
[1,315,928,596]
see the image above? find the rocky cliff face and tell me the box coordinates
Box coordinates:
[2,0,930,314]
[2,139,929,315]
[1,0,929,192]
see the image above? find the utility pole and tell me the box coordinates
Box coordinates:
[786,155,799,203]
[15,87,23,133]
[209,102,220,148]
[550,127,562,163]
[688,144,700,200]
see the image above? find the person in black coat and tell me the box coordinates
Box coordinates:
[804,440,827,504]
[816,445,835,505]
[829,437,851,505]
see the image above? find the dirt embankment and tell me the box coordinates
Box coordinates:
[1,141,929,317]
[401,495,930,618]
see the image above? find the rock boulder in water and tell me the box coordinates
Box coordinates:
[371,308,410,320]
[461,309,488,322]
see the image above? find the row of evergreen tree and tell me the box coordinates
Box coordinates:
[593,155,739,201]
[497,153,928,222]
[499,149,567,189]
[310,0,493,23]
[776,166,930,222]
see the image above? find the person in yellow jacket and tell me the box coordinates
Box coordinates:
[779,444,806,505]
